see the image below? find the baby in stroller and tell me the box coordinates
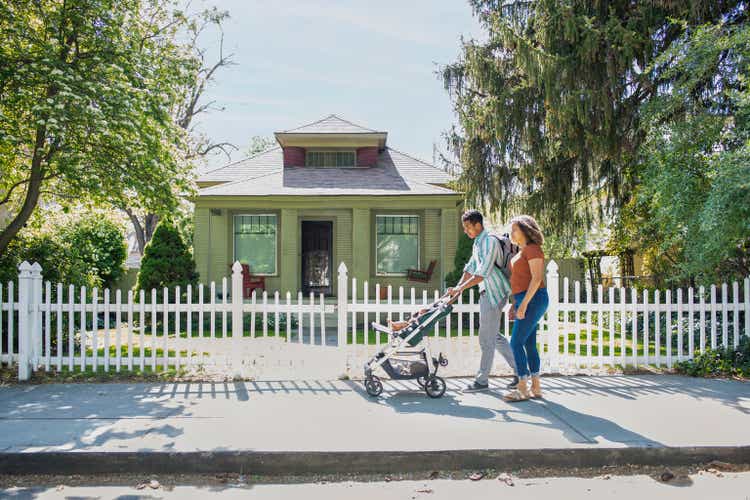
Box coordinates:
[363,292,455,398]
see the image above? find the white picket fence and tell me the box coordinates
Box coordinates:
[1,260,748,380]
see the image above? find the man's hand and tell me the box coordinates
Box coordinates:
[447,287,460,298]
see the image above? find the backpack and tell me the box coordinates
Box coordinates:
[490,233,519,279]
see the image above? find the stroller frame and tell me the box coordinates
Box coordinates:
[363,296,453,398]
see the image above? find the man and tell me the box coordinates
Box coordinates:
[448,210,519,391]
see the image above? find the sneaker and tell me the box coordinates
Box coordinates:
[463,381,490,392]
[506,376,519,389]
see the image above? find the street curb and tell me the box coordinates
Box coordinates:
[1,446,749,475]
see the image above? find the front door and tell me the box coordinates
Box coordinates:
[301,221,333,295]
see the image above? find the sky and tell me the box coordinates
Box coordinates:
[189,0,484,170]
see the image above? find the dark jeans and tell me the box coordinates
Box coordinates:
[510,288,549,379]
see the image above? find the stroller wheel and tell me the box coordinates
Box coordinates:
[425,376,446,398]
[365,376,383,397]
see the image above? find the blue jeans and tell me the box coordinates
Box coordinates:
[510,288,549,379]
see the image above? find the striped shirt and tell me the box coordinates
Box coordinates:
[463,229,512,307]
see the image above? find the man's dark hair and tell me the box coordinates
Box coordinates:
[461,209,483,226]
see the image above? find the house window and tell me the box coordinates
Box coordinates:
[306,150,355,167]
[234,214,277,275]
[376,215,419,276]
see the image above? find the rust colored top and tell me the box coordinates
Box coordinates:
[510,243,546,294]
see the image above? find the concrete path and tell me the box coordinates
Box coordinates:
[0,375,748,473]
[5,472,750,500]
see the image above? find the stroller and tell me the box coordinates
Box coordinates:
[363,292,455,398]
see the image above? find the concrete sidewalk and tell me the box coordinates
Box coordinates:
[0,375,748,473]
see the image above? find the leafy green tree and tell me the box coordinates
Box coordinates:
[135,219,198,300]
[616,22,750,284]
[0,0,196,256]
[443,1,743,228]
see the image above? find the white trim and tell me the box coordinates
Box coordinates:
[375,214,421,277]
[233,213,278,276]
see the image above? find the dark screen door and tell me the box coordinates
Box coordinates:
[301,221,333,295]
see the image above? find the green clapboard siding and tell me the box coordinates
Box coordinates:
[193,195,461,297]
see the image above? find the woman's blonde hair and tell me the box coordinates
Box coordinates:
[510,215,544,246]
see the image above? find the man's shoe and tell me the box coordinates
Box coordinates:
[463,381,489,392]
[506,376,519,389]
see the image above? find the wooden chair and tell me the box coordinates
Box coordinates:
[406,260,437,283]
[231,263,265,298]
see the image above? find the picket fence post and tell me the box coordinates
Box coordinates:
[231,261,243,351]
[546,260,560,372]
[17,262,33,381]
[337,262,348,366]
[30,262,43,367]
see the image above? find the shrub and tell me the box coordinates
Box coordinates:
[676,336,750,378]
[135,218,198,301]
[444,232,473,299]
[62,215,127,289]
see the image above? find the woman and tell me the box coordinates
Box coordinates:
[504,215,548,402]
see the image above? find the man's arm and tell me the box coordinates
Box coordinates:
[450,235,497,296]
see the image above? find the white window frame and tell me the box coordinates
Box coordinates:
[233,213,278,276]
[375,214,421,277]
[305,149,356,167]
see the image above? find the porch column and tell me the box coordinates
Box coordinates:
[352,208,370,293]
[280,208,299,294]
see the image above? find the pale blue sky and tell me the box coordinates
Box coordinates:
[191,0,483,169]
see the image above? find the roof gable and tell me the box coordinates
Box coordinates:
[280,114,382,134]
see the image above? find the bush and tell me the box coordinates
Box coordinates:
[0,232,95,289]
[135,219,198,301]
[444,232,473,299]
[675,336,750,378]
[62,215,127,289]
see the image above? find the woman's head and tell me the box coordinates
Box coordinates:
[510,215,544,247]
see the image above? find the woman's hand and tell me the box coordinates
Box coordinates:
[516,302,528,320]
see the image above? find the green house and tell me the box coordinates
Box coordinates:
[193,115,462,297]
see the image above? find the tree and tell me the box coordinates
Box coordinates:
[0,0,194,256]
[614,22,750,284]
[117,7,237,256]
[442,1,744,228]
[245,136,276,157]
[135,218,198,300]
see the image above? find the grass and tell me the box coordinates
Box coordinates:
[0,364,191,385]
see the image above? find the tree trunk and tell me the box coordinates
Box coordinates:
[0,127,48,256]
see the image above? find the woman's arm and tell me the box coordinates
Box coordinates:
[517,258,544,318]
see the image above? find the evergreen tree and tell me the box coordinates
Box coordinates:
[443,0,744,228]
[135,219,198,300]
[444,232,473,295]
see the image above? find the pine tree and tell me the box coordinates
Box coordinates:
[443,0,744,229]
[135,219,198,300]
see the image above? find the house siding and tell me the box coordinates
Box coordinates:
[193,195,461,297]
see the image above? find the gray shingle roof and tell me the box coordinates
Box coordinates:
[279,114,383,134]
[197,148,456,197]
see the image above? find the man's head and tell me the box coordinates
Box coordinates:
[461,209,484,239]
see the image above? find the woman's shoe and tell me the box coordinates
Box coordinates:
[503,389,530,403]
[530,377,542,399]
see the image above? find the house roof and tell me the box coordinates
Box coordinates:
[274,114,388,148]
[197,147,457,197]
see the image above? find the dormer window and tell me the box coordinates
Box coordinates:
[306,150,356,167]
